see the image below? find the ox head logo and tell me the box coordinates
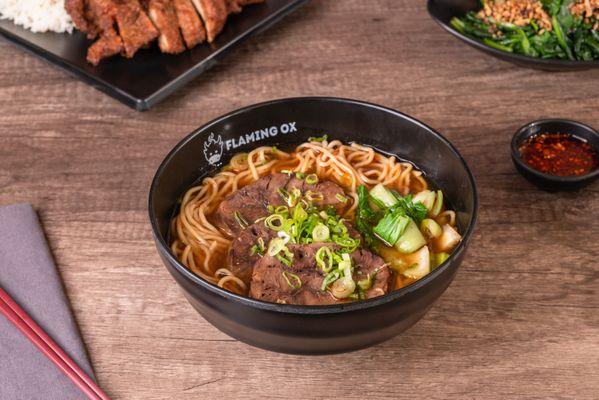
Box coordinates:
[203,133,224,165]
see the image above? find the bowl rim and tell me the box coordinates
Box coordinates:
[148,96,479,315]
[511,118,599,183]
[427,0,599,69]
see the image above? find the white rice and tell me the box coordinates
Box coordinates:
[0,0,74,33]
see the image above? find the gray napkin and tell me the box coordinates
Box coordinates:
[0,204,95,400]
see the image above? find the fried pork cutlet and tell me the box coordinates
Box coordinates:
[173,0,207,48]
[85,0,123,64]
[65,0,98,38]
[114,0,160,58]
[191,0,228,43]
[87,31,123,65]
[148,0,186,54]
[225,0,242,13]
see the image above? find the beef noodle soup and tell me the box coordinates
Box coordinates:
[170,137,462,305]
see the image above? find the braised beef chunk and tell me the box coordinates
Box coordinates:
[213,173,349,237]
[249,244,392,306]
[227,222,276,285]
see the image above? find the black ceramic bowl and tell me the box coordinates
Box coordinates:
[511,119,599,191]
[428,0,599,71]
[149,97,478,354]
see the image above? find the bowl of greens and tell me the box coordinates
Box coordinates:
[428,0,599,71]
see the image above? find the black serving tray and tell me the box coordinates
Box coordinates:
[428,0,599,71]
[0,0,307,111]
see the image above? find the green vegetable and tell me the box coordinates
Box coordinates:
[373,212,410,246]
[552,15,574,60]
[394,194,428,224]
[421,218,442,240]
[450,1,598,61]
[402,246,431,279]
[431,190,444,217]
[356,185,382,247]
[432,252,450,269]
[369,183,398,209]
[394,220,427,254]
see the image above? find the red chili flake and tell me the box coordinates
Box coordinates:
[519,133,598,177]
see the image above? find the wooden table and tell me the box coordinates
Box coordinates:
[1,1,598,399]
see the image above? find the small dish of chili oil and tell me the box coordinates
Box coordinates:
[511,119,599,191]
[519,133,598,177]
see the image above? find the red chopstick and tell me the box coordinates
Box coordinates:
[0,286,110,400]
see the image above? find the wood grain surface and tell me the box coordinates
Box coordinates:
[0,1,598,399]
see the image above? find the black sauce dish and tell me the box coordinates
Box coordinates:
[511,119,599,191]
[148,97,478,354]
[428,0,599,71]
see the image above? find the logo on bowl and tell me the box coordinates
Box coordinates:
[203,133,224,165]
[203,121,299,165]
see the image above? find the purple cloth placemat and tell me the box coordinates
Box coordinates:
[0,203,95,400]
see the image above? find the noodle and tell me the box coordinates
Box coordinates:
[171,139,434,295]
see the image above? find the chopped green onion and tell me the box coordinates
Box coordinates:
[335,193,349,204]
[305,173,319,185]
[321,270,340,290]
[250,237,266,256]
[274,205,289,215]
[234,211,249,229]
[277,254,293,266]
[280,169,292,175]
[331,275,356,299]
[315,246,334,272]
[265,214,285,231]
[333,236,359,252]
[357,275,372,291]
[308,135,328,142]
[312,223,330,242]
[295,172,306,179]
[305,190,324,202]
[282,271,302,289]
[277,188,290,204]
[267,237,287,256]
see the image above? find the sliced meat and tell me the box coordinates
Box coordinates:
[227,222,276,285]
[115,0,160,58]
[213,173,349,237]
[148,0,186,54]
[191,0,228,43]
[250,244,392,305]
[173,0,207,48]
